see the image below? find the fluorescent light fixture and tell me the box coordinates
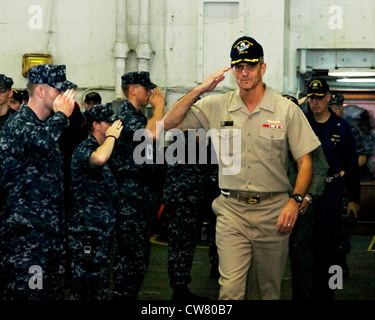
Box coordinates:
[336,78,375,83]
[329,69,375,77]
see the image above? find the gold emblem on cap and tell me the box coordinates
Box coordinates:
[311,80,322,87]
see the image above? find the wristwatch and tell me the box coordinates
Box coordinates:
[304,194,313,205]
[290,194,303,204]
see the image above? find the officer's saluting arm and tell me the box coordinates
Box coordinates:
[162,67,230,131]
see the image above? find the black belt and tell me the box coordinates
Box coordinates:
[221,189,284,204]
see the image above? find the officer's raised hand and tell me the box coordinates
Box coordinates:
[53,89,75,118]
[198,67,231,94]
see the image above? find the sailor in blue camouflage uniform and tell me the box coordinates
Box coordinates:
[163,130,210,300]
[0,64,76,300]
[331,99,375,278]
[68,103,122,300]
[0,74,16,130]
[0,74,16,216]
[110,71,165,300]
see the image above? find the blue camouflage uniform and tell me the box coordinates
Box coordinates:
[344,105,375,181]
[0,64,77,300]
[0,74,16,130]
[0,110,68,300]
[0,75,15,215]
[0,108,15,130]
[163,131,207,291]
[68,103,119,300]
[110,71,159,300]
[337,105,375,278]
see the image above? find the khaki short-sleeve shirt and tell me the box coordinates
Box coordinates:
[180,85,321,192]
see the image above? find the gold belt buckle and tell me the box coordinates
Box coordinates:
[246,196,260,204]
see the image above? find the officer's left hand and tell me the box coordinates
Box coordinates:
[276,199,299,236]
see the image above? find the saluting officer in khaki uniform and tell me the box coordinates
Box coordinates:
[162,36,321,300]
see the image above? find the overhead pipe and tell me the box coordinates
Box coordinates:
[113,0,130,99]
[286,49,298,96]
[45,0,55,53]
[136,0,152,71]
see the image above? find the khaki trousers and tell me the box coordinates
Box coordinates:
[212,193,290,300]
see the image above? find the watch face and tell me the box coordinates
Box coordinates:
[293,194,303,203]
